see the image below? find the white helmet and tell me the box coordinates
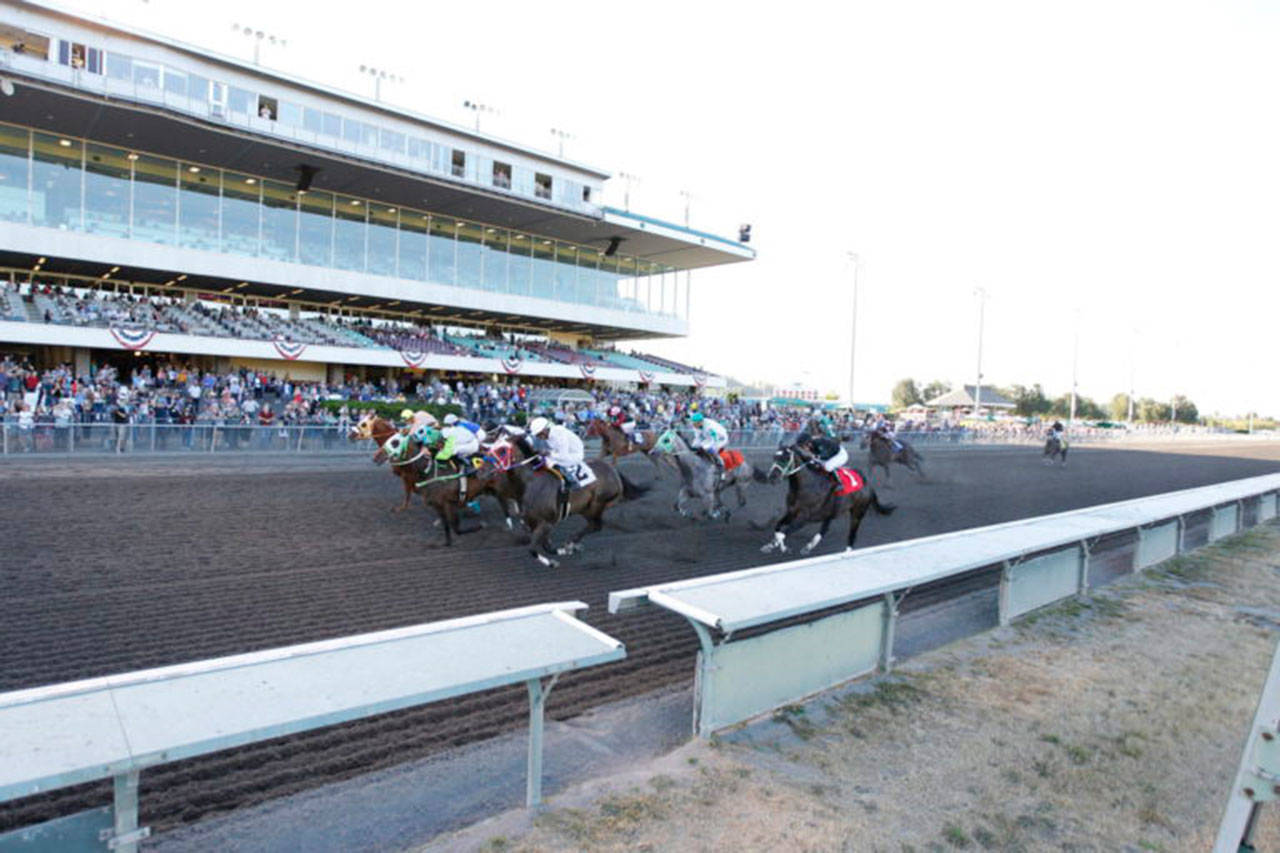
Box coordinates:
[529,416,550,435]
[443,413,458,426]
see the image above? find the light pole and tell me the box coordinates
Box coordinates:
[1069,309,1080,426]
[549,128,574,158]
[1128,327,1137,424]
[617,171,640,211]
[679,189,693,227]
[359,65,405,102]
[462,100,499,132]
[973,287,987,417]
[231,24,287,66]
[847,252,859,411]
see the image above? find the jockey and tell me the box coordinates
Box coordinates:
[688,411,729,474]
[609,403,639,442]
[795,432,848,485]
[415,423,481,473]
[402,408,439,431]
[1048,420,1066,443]
[443,412,486,443]
[873,417,903,453]
[529,416,593,508]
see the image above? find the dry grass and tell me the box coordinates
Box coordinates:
[429,525,1280,852]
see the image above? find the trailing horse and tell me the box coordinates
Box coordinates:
[652,428,754,520]
[865,432,926,485]
[584,418,669,477]
[1043,434,1068,466]
[758,444,894,555]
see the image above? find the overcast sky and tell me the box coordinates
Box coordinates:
[70,0,1280,416]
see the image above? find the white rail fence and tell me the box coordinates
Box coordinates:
[609,474,1280,737]
[0,603,623,852]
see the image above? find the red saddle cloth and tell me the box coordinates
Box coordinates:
[834,467,865,496]
[718,449,744,472]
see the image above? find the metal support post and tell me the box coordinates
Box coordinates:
[998,560,1013,627]
[525,673,560,809]
[688,619,717,737]
[109,770,149,852]
[1134,526,1145,573]
[69,423,74,454]
[1078,540,1092,596]
[150,423,156,451]
[1176,514,1186,554]
[880,592,902,673]
[296,427,305,453]
[1237,500,1244,534]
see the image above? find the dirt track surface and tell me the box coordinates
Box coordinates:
[2,440,1278,834]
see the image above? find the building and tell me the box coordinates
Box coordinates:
[0,1,752,388]
[925,385,1016,414]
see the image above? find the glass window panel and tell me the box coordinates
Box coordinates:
[0,124,30,223]
[163,68,186,96]
[368,205,398,276]
[456,221,483,289]
[84,143,130,237]
[508,233,531,296]
[322,112,342,137]
[554,243,578,303]
[179,165,219,249]
[481,227,507,291]
[130,153,176,243]
[595,256,619,308]
[360,124,377,148]
[408,138,431,160]
[303,107,322,134]
[221,172,260,256]
[333,195,366,271]
[379,129,405,154]
[32,133,82,231]
[105,52,131,81]
[227,86,253,115]
[279,101,303,127]
[397,213,428,281]
[186,73,209,102]
[260,179,297,261]
[534,172,552,201]
[298,190,333,267]
[576,249,600,308]
[342,118,362,144]
[531,239,555,300]
[133,61,161,91]
[427,218,456,284]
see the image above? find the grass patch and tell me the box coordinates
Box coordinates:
[837,677,929,715]
[942,823,972,848]
[772,704,818,740]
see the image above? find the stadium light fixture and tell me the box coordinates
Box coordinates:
[549,127,575,158]
[232,23,288,66]
[358,64,406,102]
[462,100,500,132]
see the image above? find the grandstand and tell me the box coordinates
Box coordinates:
[0,1,752,389]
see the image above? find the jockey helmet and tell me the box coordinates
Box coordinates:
[794,433,814,448]
[528,416,551,436]
[690,412,705,424]
[443,413,459,426]
[400,408,414,420]
[413,424,440,445]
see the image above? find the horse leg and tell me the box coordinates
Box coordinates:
[735,477,748,508]
[435,504,453,546]
[801,515,834,556]
[559,513,604,555]
[392,475,413,513]
[529,521,559,568]
[675,486,692,518]
[761,512,795,553]
[845,495,874,551]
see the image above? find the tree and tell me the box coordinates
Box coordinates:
[1137,397,1171,422]
[1010,384,1051,417]
[920,380,951,403]
[1109,393,1131,422]
[891,378,922,409]
[1171,395,1199,424]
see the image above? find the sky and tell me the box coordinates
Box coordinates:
[60,0,1280,416]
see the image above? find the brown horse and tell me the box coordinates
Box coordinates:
[379,430,505,545]
[864,431,926,485]
[757,444,894,555]
[350,414,421,513]
[585,418,669,477]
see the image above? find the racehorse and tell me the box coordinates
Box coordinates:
[493,440,648,568]
[584,418,669,477]
[756,444,894,555]
[652,428,754,520]
[350,414,421,513]
[1043,434,1068,466]
[864,431,926,485]
[380,431,506,545]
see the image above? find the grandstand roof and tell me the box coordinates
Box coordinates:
[926,385,1016,409]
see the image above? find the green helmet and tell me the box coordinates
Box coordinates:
[690,412,705,424]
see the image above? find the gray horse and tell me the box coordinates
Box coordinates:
[652,429,754,520]
[1043,433,1068,466]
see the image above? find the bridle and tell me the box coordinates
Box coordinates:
[769,445,806,478]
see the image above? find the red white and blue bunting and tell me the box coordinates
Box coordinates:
[501,356,523,375]
[692,372,707,388]
[637,370,655,385]
[400,350,429,369]
[109,327,157,351]
[578,362,596,380]
[272,338,308,361]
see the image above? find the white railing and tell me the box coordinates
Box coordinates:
[609,474,1280,736]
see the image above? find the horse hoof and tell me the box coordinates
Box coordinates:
[760,543,775,553]
[535,554,559,569]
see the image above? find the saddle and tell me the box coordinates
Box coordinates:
[833,468,865,497]
[718,449,744,472]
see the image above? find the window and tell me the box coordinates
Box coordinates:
[227,86,253,115]
[303,107,322,134]
[582,186,591,203]
[0,25,51,60]
[58,40,98,72]
[342,118,363,144]
[278,101,303,127]
[492,161,512,190]
[379,128,405,154]
[408,137,432,160]
[256,96,278,121]
[534,173,552,200]
[162,68,186,96]
[186,73,209,102]
[321,112,342,137]
[451,149,466,178]
[133,61,161,90]
[105,52,131,81]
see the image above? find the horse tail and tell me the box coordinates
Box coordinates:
[870,490,896,515]
[752,467,771,483]
[619,471,649,500]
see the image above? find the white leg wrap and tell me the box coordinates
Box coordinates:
[801,533,822,555]
[536,554,557,568]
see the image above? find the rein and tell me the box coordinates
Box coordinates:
[770,448,806,478]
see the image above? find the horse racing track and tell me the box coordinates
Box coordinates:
[2,440,1279,836]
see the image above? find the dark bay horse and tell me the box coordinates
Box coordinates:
[350,413,421,513]
[585,418,668,477]
[380,431,504,545]
[1043,434,1068,466]
[757,445,894,555]
[865,432,926,485]
[493,443,648,567]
